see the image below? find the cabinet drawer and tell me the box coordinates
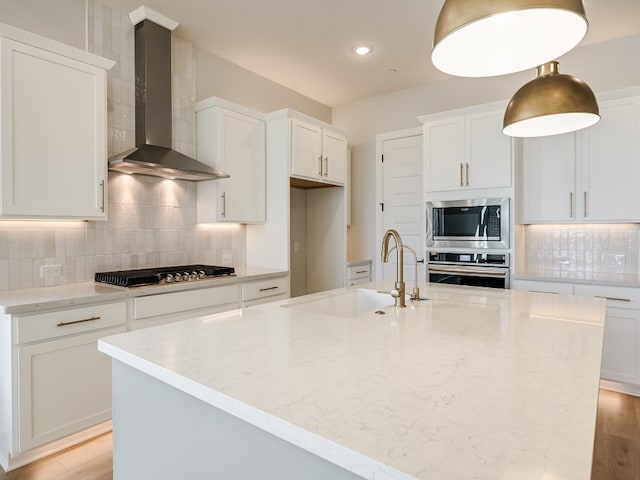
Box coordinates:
[242,276,289,302]
[16,302,127,345]
[574,284,640,310]
[347,264,371,280]
[134,285,239,320]
[512,279,574,295]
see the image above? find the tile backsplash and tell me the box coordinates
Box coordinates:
[0,0,244,291]
[524,224,640,276]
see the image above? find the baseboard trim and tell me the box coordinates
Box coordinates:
[2,421,112,472]
[600,379,640,397]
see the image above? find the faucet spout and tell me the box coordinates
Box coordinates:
[381,229,406,308]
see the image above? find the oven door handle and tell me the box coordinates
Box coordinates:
[428,265,508,278]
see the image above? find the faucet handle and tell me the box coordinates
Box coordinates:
[390,289,400,298]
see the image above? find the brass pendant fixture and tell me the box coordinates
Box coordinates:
[503,61,599,137]
[432,0,588,77]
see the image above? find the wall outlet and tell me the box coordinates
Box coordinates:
[221,254,233,265]
[40,264,62,279]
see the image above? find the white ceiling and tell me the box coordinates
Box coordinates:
[102,0,640,107]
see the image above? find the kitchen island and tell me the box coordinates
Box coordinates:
[98,283,606,479]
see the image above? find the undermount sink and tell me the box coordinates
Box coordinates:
[283,289,394,318]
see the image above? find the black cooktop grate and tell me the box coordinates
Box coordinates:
[95,264,235,287]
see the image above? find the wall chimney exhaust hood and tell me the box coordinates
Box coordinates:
[108,7,228,181]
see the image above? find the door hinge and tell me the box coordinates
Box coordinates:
[380,202,384,212]
[381,155,384,163]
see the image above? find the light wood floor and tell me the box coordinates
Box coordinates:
[0,389,638,479]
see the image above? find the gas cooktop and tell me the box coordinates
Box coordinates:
[94,265,235,288]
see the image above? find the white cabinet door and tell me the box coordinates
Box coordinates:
[17,326,125,451]
[424,116,465,192]
[0,38,108,219]
[321,129,347,184]
[519,133,576,223]
[291,119,323,181]
[579,96,640,221]
[196,101,266,224]
[599,307,640,385]
[466,110,512,189]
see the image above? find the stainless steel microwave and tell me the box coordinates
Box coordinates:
[426,198,510,249]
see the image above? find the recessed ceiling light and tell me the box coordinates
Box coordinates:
[352,44,373,55]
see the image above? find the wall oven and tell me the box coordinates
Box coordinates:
[426,198,510,249]
[427,252,510,289]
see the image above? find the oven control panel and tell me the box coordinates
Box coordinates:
[428,252,509,267]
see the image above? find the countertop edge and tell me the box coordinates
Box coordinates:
[98,333,414,480]
[0,268,290,315]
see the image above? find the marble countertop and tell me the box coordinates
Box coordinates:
[99,282,606,480]
[514,269,640,288]
[0,267,288,314]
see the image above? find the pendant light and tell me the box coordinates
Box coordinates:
[432,0,588,77]
[503,61,599,137]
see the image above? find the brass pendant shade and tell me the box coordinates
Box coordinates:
[503,61,599,137]
[432,0,588,77]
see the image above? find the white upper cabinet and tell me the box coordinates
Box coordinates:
[0,27,114,220]
[421,107,512,193]
[196,97,266,224]
[578,95,640,221]
[520,133,576,223]
[519,92,640,223]
[291,115,347,185]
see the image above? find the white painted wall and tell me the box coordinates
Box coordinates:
[0,0,86,49]
[333,34,640,266]
[197,49,330,123]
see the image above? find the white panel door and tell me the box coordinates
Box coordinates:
[519,133,576,223]
[466,110,512,189]
[579,96,640,221]
[423,117,464,192]
[0,38,107,219]
[291,119,323,180]
[381,135,424,284]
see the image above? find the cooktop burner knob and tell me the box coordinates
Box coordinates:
[191,271,199,280]
[166,274,174,283]
[198,270,206,279]
[184,272,192,281]
[174,273,183,282]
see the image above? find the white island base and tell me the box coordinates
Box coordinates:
[112,360,371,479]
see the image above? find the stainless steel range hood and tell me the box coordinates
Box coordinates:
[109,12,228,181]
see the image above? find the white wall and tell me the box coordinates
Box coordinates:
[0,0,86,49]
[333,34,640,265]
[197,49,330,123]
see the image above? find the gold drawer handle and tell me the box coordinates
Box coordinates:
[259,286,279,292]
[355,270,367,274]
[594,295,632,302]
[57,316,101,327]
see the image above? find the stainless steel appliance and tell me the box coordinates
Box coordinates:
[108,18,228,181]
[426,197,510,249]
[95,265,235,287]
[427,252,509,289]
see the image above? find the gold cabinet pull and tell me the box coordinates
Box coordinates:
[594,295,631,303]
[584,191,588,217]
[57,316,101,327]
[100,180,105,212]
[465,162,470,186]
[459,163,463,187]
[221,192,226,218]
[569,192,574,218]
[259,286,279,292]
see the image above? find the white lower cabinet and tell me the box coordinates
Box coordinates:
[347,262,372,287]
[17,327,124,451]
[132,284,240,330]
[0,301,127,470]
[513,279,640,390]
[241,276,289,307]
